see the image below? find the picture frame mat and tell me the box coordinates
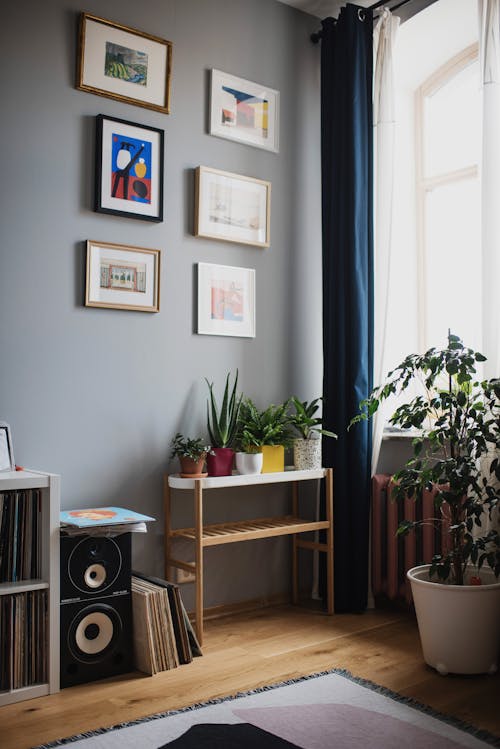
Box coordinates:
[197,262,255,338]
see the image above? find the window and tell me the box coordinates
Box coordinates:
[415,45,481,352]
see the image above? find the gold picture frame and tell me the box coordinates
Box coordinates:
[76,13,173,114]
[195,166,271,248]
[85,240,160,313]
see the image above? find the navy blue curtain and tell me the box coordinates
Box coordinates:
[320,5,374,613]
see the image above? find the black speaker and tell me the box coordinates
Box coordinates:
[60,533,132,688]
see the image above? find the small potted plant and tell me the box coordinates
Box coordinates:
[350,333,500,675]
[236,398,293,473]
[289,396,337,470]
[205,371,242,476]
[170,433,211,478]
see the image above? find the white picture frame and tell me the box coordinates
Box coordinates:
[209,69,279,152]
[195,166,271,248]
[0,422,15,472]
[197,263,255,338]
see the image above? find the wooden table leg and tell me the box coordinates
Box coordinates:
[164,474,171,581]
[194,480,204,646]
[325,468,334,614]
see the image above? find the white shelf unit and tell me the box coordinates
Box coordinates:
[0,469,60,706]
[165,467,334,645]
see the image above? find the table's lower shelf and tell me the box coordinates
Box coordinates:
[171,515,330,546]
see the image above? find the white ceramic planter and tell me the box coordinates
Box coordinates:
[407,564,500,675]
[293,438,322,470]
[235,451,263,475]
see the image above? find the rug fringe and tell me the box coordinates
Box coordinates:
[31,667,500,748]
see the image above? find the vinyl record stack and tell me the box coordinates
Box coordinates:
[131,572,202,675]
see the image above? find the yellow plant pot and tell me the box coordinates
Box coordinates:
[261,445,285,473]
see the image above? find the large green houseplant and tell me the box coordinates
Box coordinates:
[350,333,500,674]
[205,371,242,476]
[236,398,293,473]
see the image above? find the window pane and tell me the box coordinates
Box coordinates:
[425,177,481,351]
[424,60,480,177]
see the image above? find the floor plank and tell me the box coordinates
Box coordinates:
[0,606,498,749]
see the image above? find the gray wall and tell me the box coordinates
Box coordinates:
[0,0,322,608]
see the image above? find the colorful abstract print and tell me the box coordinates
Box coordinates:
[111,132,152,204]
[220,86,268,138]
[105,42,148,86]
[211,280,244,322]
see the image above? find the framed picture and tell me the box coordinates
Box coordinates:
[209,69,279,152]
[195,166,271,248]
[85,240,160,312]
[95,115,164,222]
[76,12,173,114]
[197,263,255,338]
[0,422,15,472]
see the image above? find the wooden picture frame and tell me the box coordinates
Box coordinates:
[209,69,279,152]
[95,115,164,222]
[197,262,255,338]
[195,166,271,248]
[0,422,15,472]
[85,240,160,312]
[76,12,173,114]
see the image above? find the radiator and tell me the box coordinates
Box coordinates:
[371,474,450,602]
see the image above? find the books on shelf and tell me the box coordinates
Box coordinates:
[131,572,202,675]
[60,506,155,536]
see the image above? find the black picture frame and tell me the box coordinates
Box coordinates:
[0,421,15,472]
[95,114,164,222]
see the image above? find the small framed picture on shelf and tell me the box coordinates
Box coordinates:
[195,166,271,248]
[95,115,164,222]
[76,12,173,114]
[197,262,255,338]
[0,422,15,472]
[209,69,279,152]
[85,240,160,312]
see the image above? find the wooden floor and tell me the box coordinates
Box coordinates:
[1,605,499,749]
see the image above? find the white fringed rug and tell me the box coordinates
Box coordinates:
[34,669,499,749]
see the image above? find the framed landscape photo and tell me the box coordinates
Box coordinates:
[95,115,164,222]
[197,263,255,338]
[0,422,15,472]
[195,167,271,248]
[77,12,173,114]
[85,240,160,312]
[210,69,279,152]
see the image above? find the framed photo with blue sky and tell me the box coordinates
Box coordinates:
[95,115,164,222]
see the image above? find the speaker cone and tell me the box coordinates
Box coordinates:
[67,537,122,594]
[67,603,121,663]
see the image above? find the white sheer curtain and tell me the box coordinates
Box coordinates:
[478,0,500,533]
[478,0,500,378]
[372,8,400,475]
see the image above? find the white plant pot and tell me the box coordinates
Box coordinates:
[293,438,322,470]
[235,451,263,475]
[407,564,500,675]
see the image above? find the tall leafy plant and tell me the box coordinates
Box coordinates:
[206,371,242,449]
[237,398,293,449]
[289,397,337,440]
[350,333,500,585]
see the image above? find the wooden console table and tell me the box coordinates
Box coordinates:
[164,468,334,644]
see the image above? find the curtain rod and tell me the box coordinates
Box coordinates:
[310,0,412,42]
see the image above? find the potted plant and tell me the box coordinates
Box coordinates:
[205,371,242,476]
[350,333,500,675]
[236,398,293,473]
[170,433,211,478]
[289,396,337,470]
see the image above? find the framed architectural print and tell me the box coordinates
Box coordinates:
[0,422,15,472]
[95,115,164,222]
[85,240,160,312]
[197,263,255,338]
[209,69,279,152]
[77,12,173,114]
[195,166,271,248]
